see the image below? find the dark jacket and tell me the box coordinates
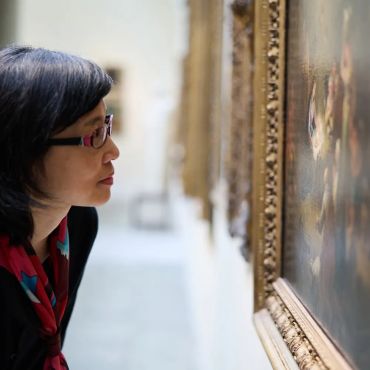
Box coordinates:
[0,206,98,370]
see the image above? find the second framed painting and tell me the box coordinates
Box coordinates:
[252,0,370,369]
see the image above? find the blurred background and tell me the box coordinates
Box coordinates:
[1,1,271,369]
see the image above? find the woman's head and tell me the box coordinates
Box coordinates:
[0,45,119,243]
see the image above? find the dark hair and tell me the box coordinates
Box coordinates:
[0,45,113,244]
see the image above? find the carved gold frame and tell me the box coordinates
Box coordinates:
[226,0,254,260]
[178,0,224,222]
[252,1,353,369]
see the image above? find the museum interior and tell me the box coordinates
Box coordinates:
[0,0,368,369]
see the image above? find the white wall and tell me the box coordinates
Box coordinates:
[16,0,188,202]
[171,179,271,370]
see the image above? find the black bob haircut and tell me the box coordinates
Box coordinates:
[0,45,113,244]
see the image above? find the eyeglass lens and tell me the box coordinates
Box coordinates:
[92,115,112,148]
[92,127,105,148]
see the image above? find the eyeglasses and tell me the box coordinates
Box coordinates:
[47,114,113,149]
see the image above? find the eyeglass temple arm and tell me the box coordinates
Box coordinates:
[47,137,84,146]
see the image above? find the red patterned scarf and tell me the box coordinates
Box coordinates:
[0,217,69,370]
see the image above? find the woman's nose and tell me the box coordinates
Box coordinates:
[102,136,120,163]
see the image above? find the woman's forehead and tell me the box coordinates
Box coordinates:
[78,100,107,126]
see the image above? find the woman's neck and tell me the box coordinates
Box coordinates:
[30,204,70,263]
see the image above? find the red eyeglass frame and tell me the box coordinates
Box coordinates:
[47,114,113,149]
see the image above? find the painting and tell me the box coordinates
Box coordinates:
[105,66,124,134]
[283,1,370,369]
[252,0,370,369]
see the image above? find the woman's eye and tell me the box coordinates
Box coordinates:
[92,126,105,138]
[92,127,101,137]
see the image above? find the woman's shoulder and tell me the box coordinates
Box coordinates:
[67,206,98,226]
[67,206,98,240]
[67,206,98,268]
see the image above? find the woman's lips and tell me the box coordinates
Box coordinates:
[99,176,114,185]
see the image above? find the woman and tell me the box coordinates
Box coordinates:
[0,46,120,369]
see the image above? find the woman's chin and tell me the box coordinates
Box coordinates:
[93,191,112,206]
[74,190,112,207]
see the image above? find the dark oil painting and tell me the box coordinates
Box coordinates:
[283,1,370,368]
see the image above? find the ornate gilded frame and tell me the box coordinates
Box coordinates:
[178,0,224,222]
[252,1,353,368]
[226,0,254,260]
